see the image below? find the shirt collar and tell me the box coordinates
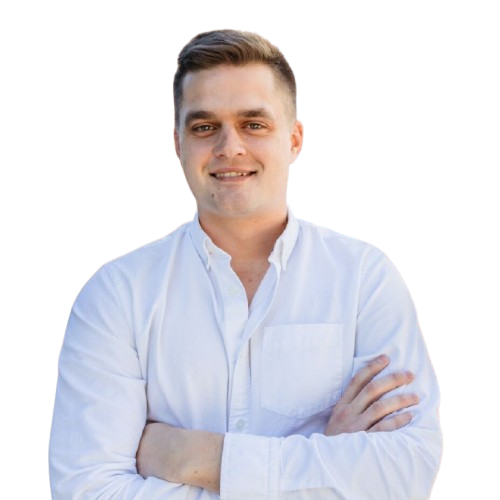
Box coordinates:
[189,210,299,272]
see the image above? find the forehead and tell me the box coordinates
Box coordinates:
[179,64,289,122]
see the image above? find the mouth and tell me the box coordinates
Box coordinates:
[210,171,256,179]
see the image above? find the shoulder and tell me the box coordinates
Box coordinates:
[296,218,385,268]
[82,221,193,294]
[294,218,408,287]
[301,220,412,295]
[107,221,191,271]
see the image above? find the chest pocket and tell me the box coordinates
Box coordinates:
[260,324,343,419]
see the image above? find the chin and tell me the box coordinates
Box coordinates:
[210,197,257,217]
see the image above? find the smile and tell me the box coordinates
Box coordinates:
[211,171,256,179]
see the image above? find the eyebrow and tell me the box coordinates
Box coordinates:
[184,110,216,128]
[236,108,275,121]
[184,108,275,128]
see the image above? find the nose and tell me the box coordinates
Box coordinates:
[213,126,246,159]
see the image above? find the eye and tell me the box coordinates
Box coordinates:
[192,124,216,134]
[245,122,264,130]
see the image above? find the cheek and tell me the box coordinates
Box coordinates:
[176,141,212,196]
[262,142,293,171]
[180,138,205,160]
[250,140,285,164]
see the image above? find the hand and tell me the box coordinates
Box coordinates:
[325,355,419,436]
[136,422,223,493]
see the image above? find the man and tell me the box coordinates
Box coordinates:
[50,30,441,498]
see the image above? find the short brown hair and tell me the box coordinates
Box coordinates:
[173,29,297,127]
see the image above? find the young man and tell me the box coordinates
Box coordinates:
[50,30,442,498]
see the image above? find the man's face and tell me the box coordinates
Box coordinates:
[174,63,303,221]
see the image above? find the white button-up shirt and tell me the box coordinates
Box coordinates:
[49,213,442,499]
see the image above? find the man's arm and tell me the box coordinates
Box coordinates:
[49,264,211,499]
[137,355,418,493]
[137,423,224,493]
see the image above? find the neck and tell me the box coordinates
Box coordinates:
[198,209,288,261]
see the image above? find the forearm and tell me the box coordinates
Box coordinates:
[137,423,223,493]
[184,430,223,493]
[221,421,441,499]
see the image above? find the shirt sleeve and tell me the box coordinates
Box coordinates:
[49,263,211,499]
[220,249,442,500]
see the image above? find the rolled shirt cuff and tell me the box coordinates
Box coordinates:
[220,432,283,500]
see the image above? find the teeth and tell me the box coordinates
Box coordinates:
[214,172,250,178]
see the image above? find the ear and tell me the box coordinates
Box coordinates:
[289,120,304,163]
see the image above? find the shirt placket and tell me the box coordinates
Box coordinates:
[210,255,251,433]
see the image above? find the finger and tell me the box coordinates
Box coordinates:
[340,355,390,404]
[368,411,414,433]
[357,370,415,412]
[362,393,419,429]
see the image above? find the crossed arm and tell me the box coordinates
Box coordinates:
[136,354,418,493]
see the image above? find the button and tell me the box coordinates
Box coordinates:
[236,419,245,431]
